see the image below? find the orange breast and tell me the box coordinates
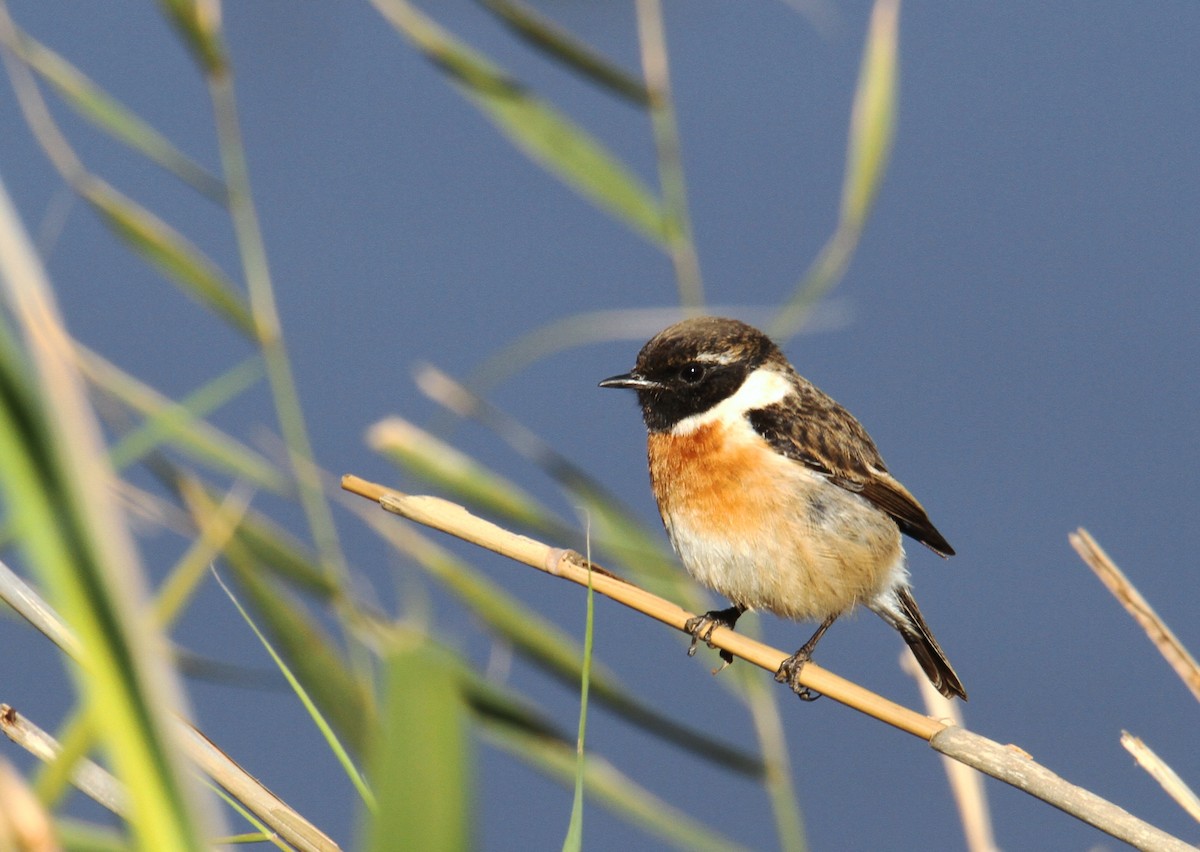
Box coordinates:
[648,422,784,541]
[646,420,903,619]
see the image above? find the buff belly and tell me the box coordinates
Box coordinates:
[649,425,905,621]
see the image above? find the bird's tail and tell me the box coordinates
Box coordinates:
[881,587,968,701]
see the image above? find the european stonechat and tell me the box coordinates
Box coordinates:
[600,317,966,700]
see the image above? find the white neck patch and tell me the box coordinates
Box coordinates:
[671,366,794,435]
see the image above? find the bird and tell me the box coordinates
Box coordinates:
[599,316,966,700]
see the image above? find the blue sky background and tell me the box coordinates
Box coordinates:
[2,1,1198,849]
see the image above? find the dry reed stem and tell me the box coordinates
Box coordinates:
[901,653,998,852]
[927,727,1195,852]
[344,474,1198,852]
[0,705,128,815]
[344,475,939,738]
[1121,732,1200,825]
[1069,528,1200,704]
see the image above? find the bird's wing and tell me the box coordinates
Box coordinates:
[747,396,955,557]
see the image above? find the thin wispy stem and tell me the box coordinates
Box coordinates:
[205,72,348,588]
[635,0,703,310]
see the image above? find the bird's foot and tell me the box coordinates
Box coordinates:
[774,615,837,700]
[775,650,823,701]
[684,605,744,667]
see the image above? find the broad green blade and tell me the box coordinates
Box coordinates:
[367,635,472,852]
[11,27,225,202]
[81,180,256,338]
[371,0,668,245]
[476,0,650,105]
[0,174,215,848]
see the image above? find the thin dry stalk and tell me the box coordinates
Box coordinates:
[634,0,703,309]
[1069,528,1200,704]
[901,653,998,852]
[928,727,1195,852]
[0,705,127,816]
[343,475,1199,852]
[1122,732,1200,824]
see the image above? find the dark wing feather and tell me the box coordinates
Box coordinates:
[858,478,955,556]
[747,388,955,557]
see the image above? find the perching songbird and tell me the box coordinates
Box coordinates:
[599,317,966,700]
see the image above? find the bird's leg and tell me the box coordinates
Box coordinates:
[775,615,838,701]
[685,604,746,666]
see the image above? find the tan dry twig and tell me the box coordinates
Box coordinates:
[1122,732,1200,825]
[0,705,128,816]
[344,474,1198,852]
[1069,528,1200,704]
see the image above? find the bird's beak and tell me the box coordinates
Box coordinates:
[598,372,659,390]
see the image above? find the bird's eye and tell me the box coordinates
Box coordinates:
[679,363,705,384]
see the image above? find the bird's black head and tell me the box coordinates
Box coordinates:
[599,317,784,432]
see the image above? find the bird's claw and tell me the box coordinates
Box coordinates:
[684,607,743,663]
[684,614,718,657]
[775,650,823,701]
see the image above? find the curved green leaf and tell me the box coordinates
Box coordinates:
[12,27,225,202]
[82,180,256,338]
[371,0,668,245]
